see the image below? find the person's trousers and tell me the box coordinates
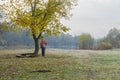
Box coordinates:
[41,47,45,56]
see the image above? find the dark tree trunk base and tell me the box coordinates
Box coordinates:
[16,53,38,58]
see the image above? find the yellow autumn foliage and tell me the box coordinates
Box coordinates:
[1,0,78,39]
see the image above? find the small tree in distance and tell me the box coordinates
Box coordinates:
[79,33,94,49]
[0,0,78,56]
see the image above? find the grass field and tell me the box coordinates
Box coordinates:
[0,49,120,80]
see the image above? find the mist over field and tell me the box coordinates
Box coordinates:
[0,0,120,49]
[0,0,120,80]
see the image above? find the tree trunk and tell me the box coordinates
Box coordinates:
[33,38,39,56]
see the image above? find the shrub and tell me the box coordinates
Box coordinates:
[98,42,112,50]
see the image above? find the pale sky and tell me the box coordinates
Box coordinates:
[62,0,120,38]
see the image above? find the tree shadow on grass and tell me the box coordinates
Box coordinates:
[16,53,39,58]
[31,70,51,73]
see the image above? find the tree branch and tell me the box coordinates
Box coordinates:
[37,33,42,39]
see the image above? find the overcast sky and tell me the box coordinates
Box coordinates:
[62,0,120,38]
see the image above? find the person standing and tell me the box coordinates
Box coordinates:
[40,38,47,56]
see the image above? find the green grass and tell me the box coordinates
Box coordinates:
[0,49,120,80]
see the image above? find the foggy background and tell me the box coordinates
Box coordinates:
[62,0,120,38]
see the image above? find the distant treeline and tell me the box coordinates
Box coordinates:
[46,34,79,49]
[0,23,120,50]
[0,28,79,49]
[78,28,120,50]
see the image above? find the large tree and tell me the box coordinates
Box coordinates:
[0,0,78,56]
